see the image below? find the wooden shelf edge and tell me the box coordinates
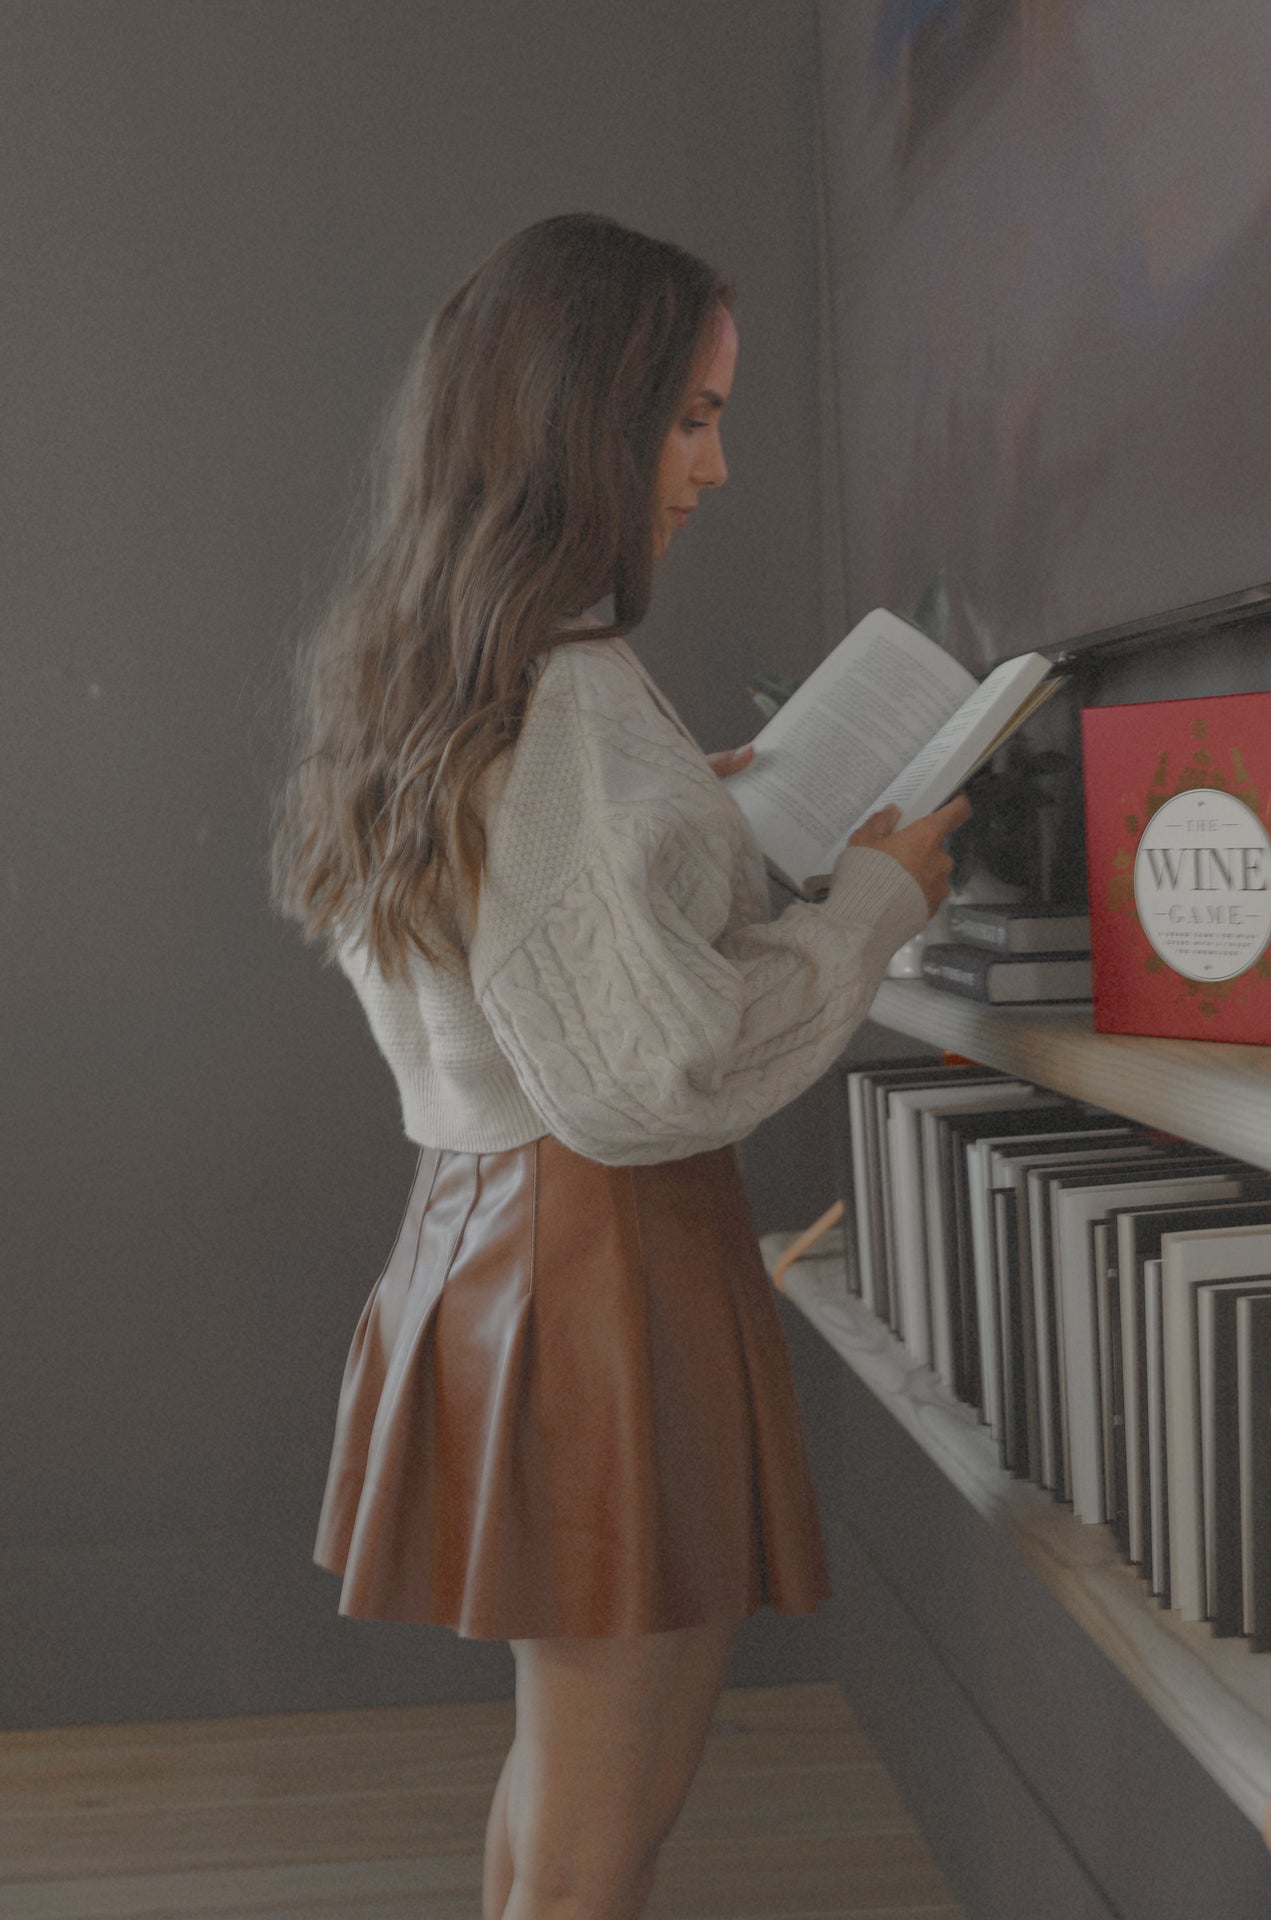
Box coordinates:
[869,980,1271,1174]
[765,1235,1271,1833]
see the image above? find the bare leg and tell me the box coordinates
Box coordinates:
[501,1614,742,1920]
[483,1737,517,1920]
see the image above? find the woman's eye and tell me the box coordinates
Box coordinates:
[683,417,708,432]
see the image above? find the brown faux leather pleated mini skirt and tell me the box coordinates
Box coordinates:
[313,1133,831,1639]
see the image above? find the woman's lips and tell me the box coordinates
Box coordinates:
[669,506,695,526]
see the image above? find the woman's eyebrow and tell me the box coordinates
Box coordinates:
[693,389,726,410]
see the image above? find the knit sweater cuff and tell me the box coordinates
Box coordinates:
[821,842,930,958]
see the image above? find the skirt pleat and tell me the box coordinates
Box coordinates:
[313,1133,831,1639]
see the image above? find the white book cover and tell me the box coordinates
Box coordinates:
[1160,1224,1271,1622]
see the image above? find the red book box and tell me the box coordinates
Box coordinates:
[1081,692,1271,1043]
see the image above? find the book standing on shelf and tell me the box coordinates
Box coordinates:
[1200,1277,1271,1639]
[843,1058,1004,1322]
[984,1125,1142,1473]
[933,1113,1142,1417]
[1082,690,1271,1042]
[1004,1139,1159,1482]
[1143,1257,1170,1600]
[1055,1164,1251,1528]
[872,1065,1009,1328]
[1104,1193,1271,1579]
[925,1105,1124,1409]
[885,1079,1041,1366]
[726,607,1059,899]
[838,1054,927,1304]
[1237,1293,1271,1652]
[1159,1223,1271,1623]
[1032,1150,1233,1505]
[836,1055,1271,1658]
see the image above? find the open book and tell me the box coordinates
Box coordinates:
[725,608,1061,899]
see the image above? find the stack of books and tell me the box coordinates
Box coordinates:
[921,901,1093,1004]
[837,1054,1271,1648]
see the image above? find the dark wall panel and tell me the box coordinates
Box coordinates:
[2,0,834,1725]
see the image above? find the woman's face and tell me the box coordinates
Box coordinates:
[652,304,738,559]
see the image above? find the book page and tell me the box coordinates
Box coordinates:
[853,653,1058,837]
[725,609,975,890]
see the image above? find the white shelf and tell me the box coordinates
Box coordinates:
[764,1232,1271,1835]
[870,980,1271,1173]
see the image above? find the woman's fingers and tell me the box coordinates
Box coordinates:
[848,803,902,844]
[930,791,973,833]
[845,792,971,914]
[707,743,756,778]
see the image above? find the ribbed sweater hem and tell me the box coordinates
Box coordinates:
[399,1084,548,1154]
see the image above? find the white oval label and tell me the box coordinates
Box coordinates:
[1133,788,1271,982]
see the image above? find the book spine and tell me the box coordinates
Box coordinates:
[945,905,1092,953]
[946,907,1011,950]
[921,944,994,1000]
[827,1051,1271,1665]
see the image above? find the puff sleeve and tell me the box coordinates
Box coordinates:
[467,638,928,1165]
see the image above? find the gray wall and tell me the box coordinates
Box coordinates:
[2,0,847,1727]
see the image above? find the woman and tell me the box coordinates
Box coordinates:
[272,213,967,1920]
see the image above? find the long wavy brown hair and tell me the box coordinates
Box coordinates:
[271,213,732,972]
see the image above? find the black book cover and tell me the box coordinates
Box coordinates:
[1239,1294,1271,1652]
[1147,1259,1171,1608]
[1208,1279,1271,1637]
[994,1189,1030,1475]
[921,942,1092,1003]
[945,899,1090,954]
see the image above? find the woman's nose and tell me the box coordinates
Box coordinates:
[696,437,728,489]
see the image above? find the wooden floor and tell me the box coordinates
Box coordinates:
[0,1682,967,1919]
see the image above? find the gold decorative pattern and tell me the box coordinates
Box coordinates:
[1106,730,1267,1020]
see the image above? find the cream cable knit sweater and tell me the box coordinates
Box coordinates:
[338,631,929,1165]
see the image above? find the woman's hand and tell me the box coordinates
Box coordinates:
[848,793,972,916]
[707,744,756,778]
